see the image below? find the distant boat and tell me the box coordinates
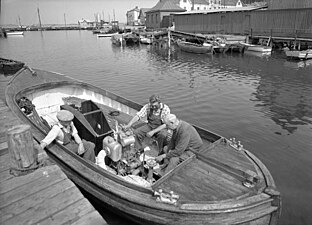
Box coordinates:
[240,43,272,53]
[123,32,140,45]
[176,40,213,54]
[0,57,25,75]
[111,34,125,46]
[284,49,312,60]
[97,32,118,38]
[140,33,153,45]
[6,31,24,36]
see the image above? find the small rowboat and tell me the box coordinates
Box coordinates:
[5,66,281,225]
[176,40,213,54]
[240,43,272,53]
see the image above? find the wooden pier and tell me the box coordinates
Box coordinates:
[0,75,107,225]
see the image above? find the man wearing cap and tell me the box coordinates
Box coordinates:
[40,110,95,162]
[124,94,170,152]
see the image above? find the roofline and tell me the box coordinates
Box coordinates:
[174,5,267,15]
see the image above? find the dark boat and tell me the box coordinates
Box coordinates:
[176,40,213,54]
[5,66,281,225]
[0,58,25,75]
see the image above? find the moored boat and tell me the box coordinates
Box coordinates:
[240,43,272,53]
[123,32,140,45]
[97,32,119,38]
[111,34,125,46]
[5,66,281,225]
[176,40,213,54]
[6,31,24,36]
[0,57,25,75]
[284,49,312,60]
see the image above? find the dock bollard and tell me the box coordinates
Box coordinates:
[6,124,39,176]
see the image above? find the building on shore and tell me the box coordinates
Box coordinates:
[126,6,140,26]
[138,8,151,26]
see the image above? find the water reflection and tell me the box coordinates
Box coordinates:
[244,50,272,59]
[252,69,312,134]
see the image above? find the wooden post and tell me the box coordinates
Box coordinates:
[168,29,171,49]
[7,124,38,176]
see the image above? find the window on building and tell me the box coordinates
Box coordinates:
[183,0,187,2]
[197,7,200,10]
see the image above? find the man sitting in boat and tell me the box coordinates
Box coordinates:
[155,114,203,175]
[39,110,95,162]
[123,94,170,153]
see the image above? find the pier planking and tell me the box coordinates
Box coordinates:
[0,76,107,225]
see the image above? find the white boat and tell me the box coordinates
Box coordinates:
[240,43,272,53]
[97,32,119,38]
[6,31,24,36]
[285,49,312,60]
[140,36,153,44]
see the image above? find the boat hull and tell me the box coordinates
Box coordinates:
[5,67,281,225]
[6,31,24,36]
[241,43,272,52]
[177,41,213,54]
[97,32,118,38]
[285,49,312,60]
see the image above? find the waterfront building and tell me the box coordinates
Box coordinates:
[126,6,140,26]
[145,0,186,29]
[138,8,151,26]
[78,19,94,29]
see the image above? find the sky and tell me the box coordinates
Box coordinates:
[0,0,159,26]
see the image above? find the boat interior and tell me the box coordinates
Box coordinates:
[17,84,267,203]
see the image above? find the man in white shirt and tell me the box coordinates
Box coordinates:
[124,94,170,152]
[40,110,95,162]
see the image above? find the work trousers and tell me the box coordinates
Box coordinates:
[66,139,95,163]
[133,123,168,152]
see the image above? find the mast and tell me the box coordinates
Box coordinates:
[18,16,22,27]
[37,7,42,29]
[64,13,67,27]
[113,9,115,22]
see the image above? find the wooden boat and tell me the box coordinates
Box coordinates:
[111,34,125,46]
[123,32,140,45]
[225,43,245,53]
[0,57,25,75]
[6,31,24,36]
[212,43,227,54]
[285,49,312,60]
[177,40,213,54]
[240,43,272,53]
[5,66,281,225]
[140,32,154,45]
[140,36,153,45]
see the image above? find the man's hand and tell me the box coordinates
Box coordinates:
[78,142,85,155]
[155,154,166,162]
[122,123,131,130]
[147,130,155,138]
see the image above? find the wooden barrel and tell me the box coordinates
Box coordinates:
[6,124,38,176]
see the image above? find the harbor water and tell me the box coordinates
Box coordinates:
[1,30,312,225]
